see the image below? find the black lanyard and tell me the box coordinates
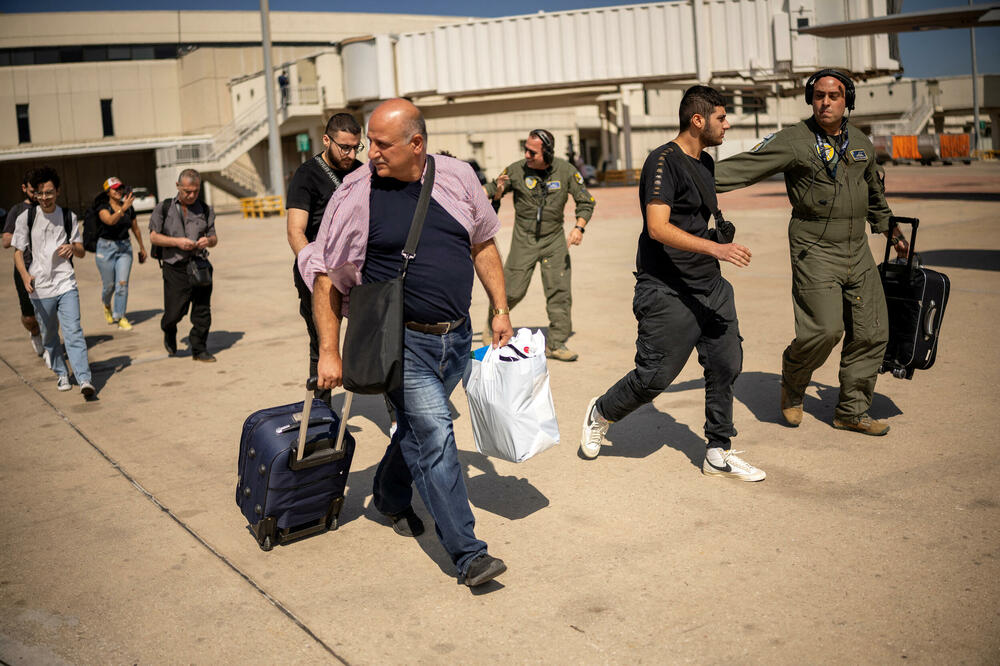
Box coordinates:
[813,120,850,179]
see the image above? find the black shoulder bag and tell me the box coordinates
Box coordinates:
[341,156,436,395]
[665,143,736,244]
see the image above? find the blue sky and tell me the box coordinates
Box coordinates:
[2,0,996,79]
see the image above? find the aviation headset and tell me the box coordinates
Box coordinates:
[804,68,856,111]
[529,129,555,164]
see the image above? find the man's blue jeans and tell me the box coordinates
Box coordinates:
[95,238,133,320]
[33,287,92,384]
[373,322,488,576]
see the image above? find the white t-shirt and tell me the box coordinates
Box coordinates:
[12,206,81,300]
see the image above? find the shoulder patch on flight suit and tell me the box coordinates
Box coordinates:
[574,172,583,185]
[525,176,538,190]
[546,180,561,191]
[850,149,868,161]
[750,132,776,153]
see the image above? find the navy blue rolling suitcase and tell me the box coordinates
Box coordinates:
[237,381,355,551]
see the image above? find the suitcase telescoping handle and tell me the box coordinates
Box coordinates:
[883,216,919,273]
[298,378,353,463]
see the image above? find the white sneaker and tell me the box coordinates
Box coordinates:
[56,375,72,391]
[579,397,610,459]
[702,448,766,482]
[31,334,44,356]
[80,382,95,399]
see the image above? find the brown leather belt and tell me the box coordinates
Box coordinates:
[404,317,466,335]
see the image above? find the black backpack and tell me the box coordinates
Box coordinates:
[82,191,110,253]
[24,203,74,268]
[150,197,173,261]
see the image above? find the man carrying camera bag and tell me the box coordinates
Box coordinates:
[579,86,766,482]
[149,168,218,362]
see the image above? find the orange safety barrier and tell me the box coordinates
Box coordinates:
[939,133,970,159]
[891,135,920,160]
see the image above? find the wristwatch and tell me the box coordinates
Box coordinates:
[574,225,586,234]
[490,307,510,316]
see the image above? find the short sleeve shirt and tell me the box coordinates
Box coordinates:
[637,142,721,293]
[285,156,362,242]
[4,201,30,235]
[149,199,216,265]
[97,203,135,241]
[11,206,81,299]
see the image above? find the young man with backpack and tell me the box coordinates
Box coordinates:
[3,170,48,363]
[11,166,95,398]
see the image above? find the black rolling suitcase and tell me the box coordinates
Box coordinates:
[878,216,950,380]
[236,381,355,551]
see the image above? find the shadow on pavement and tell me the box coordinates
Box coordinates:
[178,330,245,355]
[85,333,113,349]
[125,308,163,325]
[918,249,1000,272]
[888,190,1000,203]
[601,402,706,468]
[88,354,133,395]
[461,450,550,520]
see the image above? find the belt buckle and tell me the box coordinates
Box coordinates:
[441,321,453,334]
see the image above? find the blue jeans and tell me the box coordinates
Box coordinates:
[33,287,91,384]
[373,322,487,575]
[95,238,133,320]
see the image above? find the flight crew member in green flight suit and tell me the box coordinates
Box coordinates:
[714,69,909,436]
[485,129,596,361]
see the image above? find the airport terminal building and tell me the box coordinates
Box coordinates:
[1,1,996,211]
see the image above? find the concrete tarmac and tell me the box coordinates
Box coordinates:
[1,163,998,663]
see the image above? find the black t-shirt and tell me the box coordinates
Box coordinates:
[286,154,362,242]
[3,201,30,235]
[636,142,720,292]
[363,175,473,324]
[96,202,135,241]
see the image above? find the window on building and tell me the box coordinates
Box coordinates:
[101,99,114,137]
[743,92,767,113]
[83,46,108,61]
[16,104,30,144]
[720,91,737,114]
[797,18,809,29]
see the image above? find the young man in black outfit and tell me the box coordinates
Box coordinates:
[3,170,46,361]
[286,113,363,399]
[579,85,766,481]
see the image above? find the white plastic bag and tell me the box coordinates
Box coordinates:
[463,328,560,463]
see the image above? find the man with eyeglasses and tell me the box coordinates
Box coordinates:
[11,166,95,398]
[286,112,364,400]
[485,128,595,361]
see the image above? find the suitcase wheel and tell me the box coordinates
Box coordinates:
[326,515,339,532]
[259,535,273,551]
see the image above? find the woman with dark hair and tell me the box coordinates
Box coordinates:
[95,176,147,330]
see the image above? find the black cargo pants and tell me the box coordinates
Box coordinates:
[596,274,743,450]
[161,261,212,355]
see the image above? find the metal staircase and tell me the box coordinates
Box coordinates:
[871,97,934,135]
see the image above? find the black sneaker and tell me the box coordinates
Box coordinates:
[463,553,506,587]
[386,507,424,537]
[192,351,217,363]
[164,333,177,357]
